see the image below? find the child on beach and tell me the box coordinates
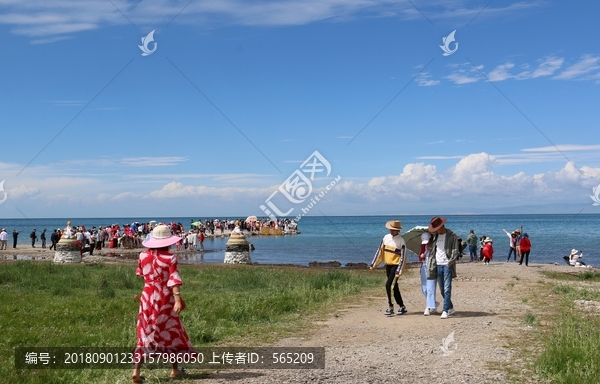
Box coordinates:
[482,238,493,264]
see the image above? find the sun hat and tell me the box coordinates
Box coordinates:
[484,238,493,243]
[142,225,181,248]
[428,216,447,232]
[385,219,403,231]
[570,249,579,256]
[421,232,431,244]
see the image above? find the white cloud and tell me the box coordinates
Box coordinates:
[4,149,600,216]
[554,55,600,80]
[120,157,186,167]
[522,144,600,152]
[417,71,440,87]
[6,185,41,198]
[445,72,481,85]
[531,56,564,78]
[488,62,515,82]
[145,181,267,199]
[0,0,545,39]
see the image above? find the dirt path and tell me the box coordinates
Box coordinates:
[196,262,576,383]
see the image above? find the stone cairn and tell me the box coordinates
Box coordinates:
[224,227,252,264]
[54,221,82,263]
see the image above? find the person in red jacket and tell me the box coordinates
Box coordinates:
[482,238,493,264]
[518,233,531,266]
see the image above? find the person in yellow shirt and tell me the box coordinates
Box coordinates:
[370,219,407,316]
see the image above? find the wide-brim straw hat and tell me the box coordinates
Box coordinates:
[570,249,579,256]
[385,219,403,231]
[142,225,181,248]
[484,238,493,243]
[428,216,447,232]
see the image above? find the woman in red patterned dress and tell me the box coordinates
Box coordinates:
[132,224,193,383]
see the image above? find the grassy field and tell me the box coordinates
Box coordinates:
[0,261,381,384]
[532,270,600,383]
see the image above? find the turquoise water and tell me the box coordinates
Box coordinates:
[1,214,597,266]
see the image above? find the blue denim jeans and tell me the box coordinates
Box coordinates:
[420,263,437,309]
[437,265,453,313]
[469,245,477,261]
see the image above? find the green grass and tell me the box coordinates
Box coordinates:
[524,312,536,326]
[0,262,381,384]
[542,270,600,282]
[535,311,600,383]
[533,274,600,383]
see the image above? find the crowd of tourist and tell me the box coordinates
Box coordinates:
[0,217,298,252]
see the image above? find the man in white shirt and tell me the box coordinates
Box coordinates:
[0,228,7,250]
[426,216,461,319]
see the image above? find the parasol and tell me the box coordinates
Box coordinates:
[190,221,202,227]
[245,215,258,222]
[401,226,430,256]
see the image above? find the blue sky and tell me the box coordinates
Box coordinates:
[1,0,600,218]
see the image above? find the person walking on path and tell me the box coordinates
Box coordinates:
[427,216,460,319]
[40,229,47,248]
[518,233,531,266]
[482,238,494,264]
[132,225,193,383]
[420,232,439,316]
[49,230,59,251]
[466,230,478,262]
[502,228,517,262]
[370,219,408,316]
[30,229,37,248]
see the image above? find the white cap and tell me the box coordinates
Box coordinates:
[420,232,431,244]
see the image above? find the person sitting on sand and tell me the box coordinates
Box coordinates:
[569,249,586,267]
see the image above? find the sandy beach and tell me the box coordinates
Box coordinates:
[196,261,590,383]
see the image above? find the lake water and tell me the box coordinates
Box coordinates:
[1,214,597,267]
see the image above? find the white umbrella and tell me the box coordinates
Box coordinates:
[401,226,430,256]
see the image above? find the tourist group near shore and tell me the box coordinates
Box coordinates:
[0,217,298,253]
[368,215,591,321]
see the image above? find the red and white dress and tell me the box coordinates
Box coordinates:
[135,249,193,355]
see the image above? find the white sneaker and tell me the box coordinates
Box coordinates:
[448,308,456,315]
[440,311,449,319]
[424,308,431,316]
